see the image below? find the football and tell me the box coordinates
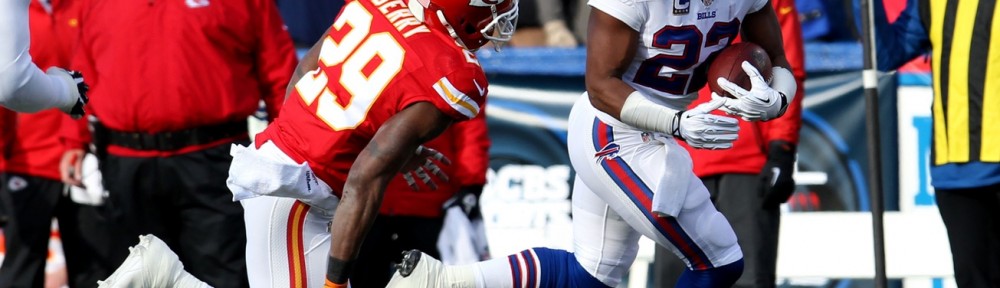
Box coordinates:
[706,42,773,98]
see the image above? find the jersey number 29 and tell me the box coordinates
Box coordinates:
[294,1,405,131]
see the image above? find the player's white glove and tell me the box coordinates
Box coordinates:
[672,99,740,150]
[401,146,451,190]
[715,61,792,121]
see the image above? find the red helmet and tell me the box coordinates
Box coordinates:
[411,0,519,50]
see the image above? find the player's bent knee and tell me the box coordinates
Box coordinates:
[697,211,738,248]
[683,190,738,250]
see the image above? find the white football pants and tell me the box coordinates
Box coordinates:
[233,141,337,288]
[566,95,743,287]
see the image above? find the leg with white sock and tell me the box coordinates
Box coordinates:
[389,97,745,288]
[389,246,609,288]
[387,179,611,288]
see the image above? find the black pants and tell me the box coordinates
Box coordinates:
[102,143,249,288]
[0,173,121,288]
[653,174,780,288]
[351,215,444,288]
[936,183,1000,288]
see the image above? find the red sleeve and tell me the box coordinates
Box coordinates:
[449,104,491,187]
[60,116,90,150]
[252,0,298,120]
[763,0,805,145]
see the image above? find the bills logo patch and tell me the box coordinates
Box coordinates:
[595,143,621,163]
[469,0,502,7]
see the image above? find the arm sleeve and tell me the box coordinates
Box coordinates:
[253,0,298,120]
[763,0,804,145]
[449,106,491,187]
[0,0,76,113]
[875,0,931,71]
[588,0,646,31]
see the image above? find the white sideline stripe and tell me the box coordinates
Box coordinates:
[488,85,581,106]
[632,211,953,279]
[486,104,570,130]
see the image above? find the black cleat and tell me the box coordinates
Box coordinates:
[396,249,423,277]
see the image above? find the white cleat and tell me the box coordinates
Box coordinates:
[98,234,211,288]
[387,250,476,288]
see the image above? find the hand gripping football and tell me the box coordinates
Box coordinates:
[706,42,772,98]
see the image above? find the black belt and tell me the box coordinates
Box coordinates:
[106,120,248,151]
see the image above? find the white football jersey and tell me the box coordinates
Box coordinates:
[589,0,768,110]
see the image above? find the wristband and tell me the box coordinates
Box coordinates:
[619,91,681,134]
[326,256,355,285]
[323,279,348,288]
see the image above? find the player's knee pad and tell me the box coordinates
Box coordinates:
[525,248,610,288]
[676,258,744,288]
[682,190,738,250]
[697,209,738,249]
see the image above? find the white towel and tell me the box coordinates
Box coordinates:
[226,142,337,213]
[437,207,491,264]
[647,135,693,218]
[68,153,105,206]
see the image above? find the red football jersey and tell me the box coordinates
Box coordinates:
[257,0,489,196]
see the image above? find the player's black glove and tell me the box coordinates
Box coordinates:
[68,70,89,119]
[51,68,89,119]
[761,140,796,209]
[443,185,483,220]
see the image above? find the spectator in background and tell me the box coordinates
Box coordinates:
[535,0,578,47]
[59,0,297,287]
[652,0,806,286]
[275,0,343,47]
[875,0,1000,286]
[352,113,491,288]
[0,1,117,287]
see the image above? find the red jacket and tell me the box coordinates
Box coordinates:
[683,0,806,177]
[64,0,297,157]
[378,111,491,218]
[0,0,82,181]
